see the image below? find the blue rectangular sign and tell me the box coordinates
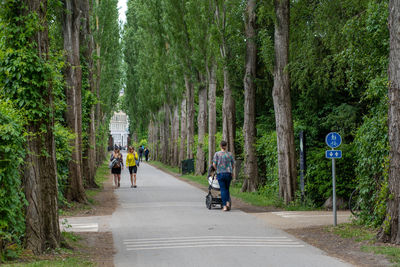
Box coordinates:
[326,150,342,159]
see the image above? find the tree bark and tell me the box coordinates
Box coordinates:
[216,1,235,159]
[80,0,97,188]
[179,98,187,164]
[185,75,195,159]
[162,104,170,164]
[378,0,400,244]
[222,68,236,157]
[173,105,180,166]
[63,0,87,203]
[95,0,102,167]
[195,73,208,175]
[241,0,258,192]
[23,0,60,254]
[208,62,217,169]
[272,0,297,204]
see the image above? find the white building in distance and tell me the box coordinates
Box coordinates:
[110,111,129,148]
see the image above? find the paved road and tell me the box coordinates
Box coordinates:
[111,159,352,267]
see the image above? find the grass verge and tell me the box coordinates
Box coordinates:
[328,223,400,266]
[3,233,92,267]
[149,161,316,210]
[59,161,110,216]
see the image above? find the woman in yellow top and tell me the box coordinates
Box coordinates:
[126,146,139,188]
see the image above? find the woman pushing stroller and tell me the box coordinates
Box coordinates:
[212,140,235,211]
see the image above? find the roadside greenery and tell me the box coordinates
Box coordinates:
[0,101,26,260]
[124,0,390,229]
[330,223,400,266]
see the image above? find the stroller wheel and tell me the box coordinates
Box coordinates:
[206,193,212,210]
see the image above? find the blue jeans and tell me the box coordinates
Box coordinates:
[217,172,232,207]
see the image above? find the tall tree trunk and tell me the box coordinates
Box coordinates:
[216,1,235,158]
[196,73,207,175]
[63,0,87,203]
[222,68,236,157]
[156,121,161,161]
[22,0,60,254]
[272,0,297,204]
[95,0,102,167]
[241,0,258,192]
[81,0,97,188]
[163,104,170,164]
[185,75,195,159]
[173,105,180,166]
[179,98,187,164]
[208,62,217,169]
[378,0,400,244]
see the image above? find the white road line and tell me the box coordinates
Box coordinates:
[121,202,203,208]
[124,239,294,244]
[123,236,289,242]
[126,241,301,247]
[271,212,349,218]
[126,244,305,251]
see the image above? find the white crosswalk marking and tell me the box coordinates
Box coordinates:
[123,236,304,251]
[272,212,348,218]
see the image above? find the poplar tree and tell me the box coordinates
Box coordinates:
[0,0,60,253]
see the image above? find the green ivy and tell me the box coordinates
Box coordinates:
[0,100,26,259]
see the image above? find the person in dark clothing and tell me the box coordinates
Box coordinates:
[138,146,144,162]
[110,148,124,188]
[144,147,150,162]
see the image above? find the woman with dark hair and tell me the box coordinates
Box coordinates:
[212,140,235,211]
[110,148,124,188]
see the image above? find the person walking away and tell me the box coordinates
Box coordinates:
[139,146,144,162]
[212,141,235,211]
[110,148,124,188]
[144,147,150,162]
[126,146,139,188]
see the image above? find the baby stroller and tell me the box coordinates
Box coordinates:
[205,166,223,209]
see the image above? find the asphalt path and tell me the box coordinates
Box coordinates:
[111,155,352,267]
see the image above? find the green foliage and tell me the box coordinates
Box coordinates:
[353,77,389,226]
[54,123,74,207]
[0,100,26,259]
[256,130,278,193]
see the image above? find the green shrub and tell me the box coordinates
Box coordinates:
[353,76,389,226]
[256,130,278,193]
[0,100,26,259]
[305,143,356,206]
[54,123,74,207]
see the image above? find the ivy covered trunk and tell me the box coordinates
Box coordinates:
[21,0,60,254]
[81,0,97,188]
[208,62,217,168]
[94,0,102,167]
[196,73,207,175]
[379,0,400,244]
[242,0,258,193]
[273,0,297,204]
[63,0,87,202]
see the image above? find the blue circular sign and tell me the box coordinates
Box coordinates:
[326,132,342,148]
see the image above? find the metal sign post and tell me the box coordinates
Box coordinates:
[326,132,342,227]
